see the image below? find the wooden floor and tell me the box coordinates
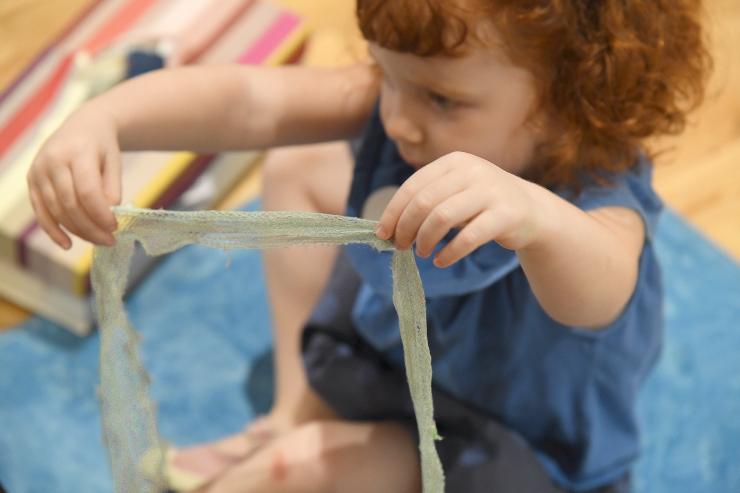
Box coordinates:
[1,0,738,329]
[650,0,740,258]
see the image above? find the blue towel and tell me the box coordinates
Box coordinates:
[0,205,738,493]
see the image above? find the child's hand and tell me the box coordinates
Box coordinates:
[375,151,542,268]
[26,104,121,250]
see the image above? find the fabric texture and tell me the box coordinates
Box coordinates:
[343,104,664,491]
[91,206,444,493]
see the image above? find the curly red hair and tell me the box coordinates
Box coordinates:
[357,0,712,188]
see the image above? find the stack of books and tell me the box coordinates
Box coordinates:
[0,0,307,335]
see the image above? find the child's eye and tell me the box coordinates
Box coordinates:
[427,91,457,110]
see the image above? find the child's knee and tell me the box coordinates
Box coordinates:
[262,149,310,200]
[262,142,352,214]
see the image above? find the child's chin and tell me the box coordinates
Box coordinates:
[398,149,425,168]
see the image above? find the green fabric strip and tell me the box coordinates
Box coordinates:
[91,205,444,493]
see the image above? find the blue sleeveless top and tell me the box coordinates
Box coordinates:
[343,106,664,491]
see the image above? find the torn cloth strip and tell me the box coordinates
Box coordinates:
[91,204,444,493]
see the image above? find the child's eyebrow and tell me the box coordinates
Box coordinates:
[368,45,478,101]
[419,79,477,102]
[392,72,478,103]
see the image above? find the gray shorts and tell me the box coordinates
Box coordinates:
[301,251,630,493]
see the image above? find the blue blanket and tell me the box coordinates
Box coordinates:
[0,205,738,493]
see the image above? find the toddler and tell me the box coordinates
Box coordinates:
[27,0,710,492]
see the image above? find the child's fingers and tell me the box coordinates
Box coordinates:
[48,166,93,236]
[102,150,122,206]
[414,190,485,258]
[70,155,118,231]
[434,210,500,268]
[392,174,469,250]
[37,174,85,240]
[376,162,451,241]
[48,166,115,246]
[28,186,72,250]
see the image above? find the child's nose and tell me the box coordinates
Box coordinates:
[383,100,423,145]
[385,113,423,145]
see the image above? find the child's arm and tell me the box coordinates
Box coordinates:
[375,151,644,329]
[106,63,379,151]
[27,63,379,250]
[516,195,644,329]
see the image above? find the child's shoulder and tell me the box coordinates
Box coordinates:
[567,156,663,240]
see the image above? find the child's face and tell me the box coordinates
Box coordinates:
[370,42,542,175]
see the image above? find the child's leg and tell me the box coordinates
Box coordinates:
[260,141,354,428]
[198,420,421,493]
[169,142,354,484]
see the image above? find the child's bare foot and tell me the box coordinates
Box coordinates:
[165,416,276,491]
[166,391,338,491]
